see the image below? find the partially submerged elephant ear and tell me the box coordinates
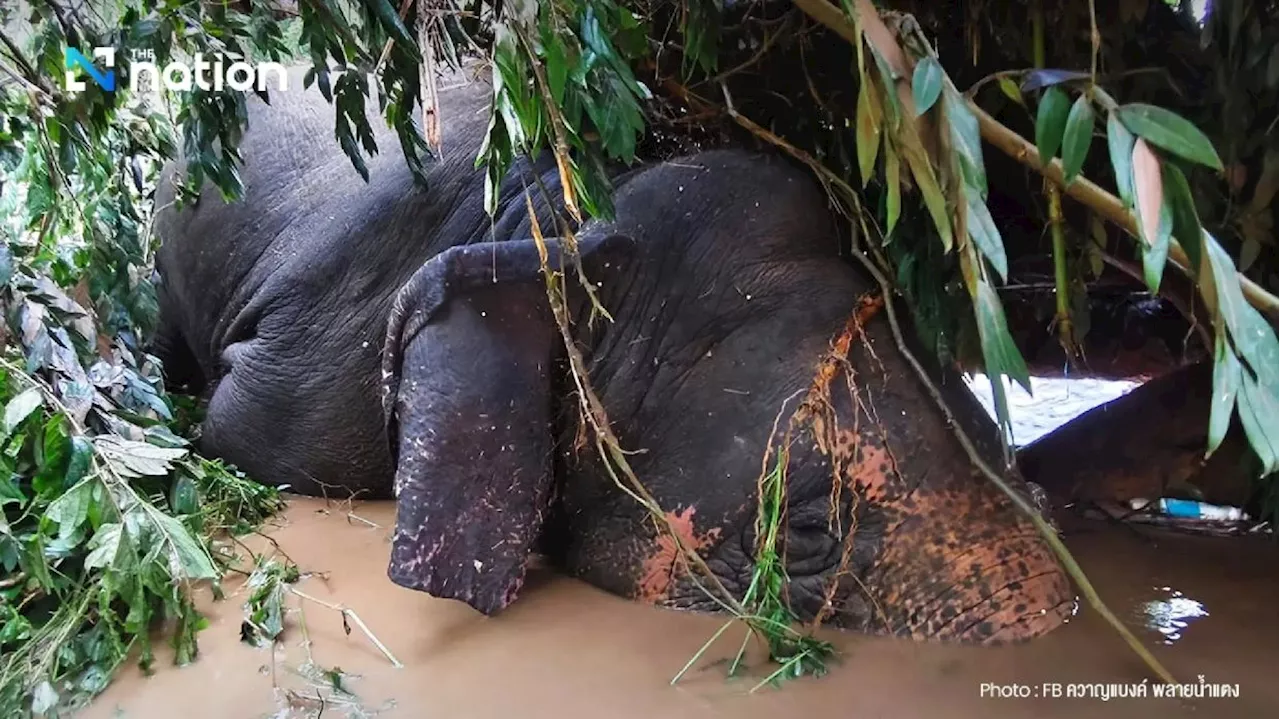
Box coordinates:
[379,234,633,615]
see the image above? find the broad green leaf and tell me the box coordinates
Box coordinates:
[94,436,188,478]
[85,522,131,571]
[911,56,943,116]
[855,75,882,187]
[1207,334,1239,457]
[150,511,217,580]
[965,187,1008,282]
[1035,87,1071,163]
[170,475,199,515]
[3,388,43,437]
[1060,95,1095,185]
[1106,113,1137,209]
[1116,103,1224,171]
[1161,163,1203,272]
[0,473,24,507]
[45,478,93,541]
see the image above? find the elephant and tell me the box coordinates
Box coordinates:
[152,66,1073,644]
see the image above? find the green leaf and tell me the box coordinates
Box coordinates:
[150,511,217,580]
[973,282,1032,447]
[3,388,43,437]
[944,87,986,197]
[45,478,93,541]
[1060,94,1095,185]
[0,473,24,507]
[855,74,882,187]
[997,76,1023,106]
[1106,113,1137,209]
[85,522,131,571]
[1238,367,1279,475]
[1116,103,1224,171]
[884,138,901,239]
[1035,87,1071,163]
[94,436,188,478]
[1140,196,1173,293]
[365,0,417,50]
[911,56,943,116]
[965,187,1008,282]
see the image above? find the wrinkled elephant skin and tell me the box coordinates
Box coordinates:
[153,67,1072,645]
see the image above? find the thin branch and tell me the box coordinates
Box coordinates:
[790,0,1280,323]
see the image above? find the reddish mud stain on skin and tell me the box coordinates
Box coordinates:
[636,506,722,603]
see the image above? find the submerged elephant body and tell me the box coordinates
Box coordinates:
[154,68,1072,643]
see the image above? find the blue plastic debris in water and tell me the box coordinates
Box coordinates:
[1129,498,1248,522]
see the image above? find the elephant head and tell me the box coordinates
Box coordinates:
[378,150,1074,644]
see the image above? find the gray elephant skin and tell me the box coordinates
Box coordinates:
[152,67,1072,644]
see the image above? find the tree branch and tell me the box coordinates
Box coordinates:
[790,0,1279,323]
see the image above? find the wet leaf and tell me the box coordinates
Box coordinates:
[84,522,130,571]
[1035,87,1071,162]
[911,56,943,116]
[1161,163,1203,272]
[974,281,1032,446]
[3,388,44,437]
[1116,103,1224,171]
[855,74,882,186]
[965,187,1008,282]
[149,511,216,580]
[945,87,986,197]
[94,436,188,477]
[45,478,93,541]
[1060,95,1095,185]
[1238,368,1279,475]
[884,138,901,239]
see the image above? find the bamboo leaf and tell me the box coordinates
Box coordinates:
[944,87,986,197]
[1106,112,1136,208]
[1034,87,1071,163]
[1060,95,1095,185]
[1207,333,1240,457]
[1238,368,1280,475]
[1116,103,1224,171]
[1161,163,1203,273]
[856,74,882,187]
[974,281,1033,446]
[884,137,901,239]
[1131,139,1165,247]
[911,56,943,116]
[966,187,1008,282]
[997,76,1023,106]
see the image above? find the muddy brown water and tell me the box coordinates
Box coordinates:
[82,497,1276,718]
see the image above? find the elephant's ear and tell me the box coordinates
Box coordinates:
[380,233,632,615]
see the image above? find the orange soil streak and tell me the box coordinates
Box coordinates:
[636,506,722,603]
